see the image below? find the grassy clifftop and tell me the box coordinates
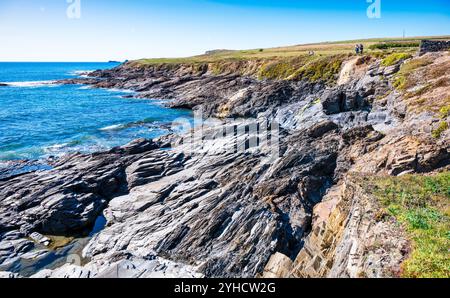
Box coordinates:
[135,35,449,65]
[127,36,449,84]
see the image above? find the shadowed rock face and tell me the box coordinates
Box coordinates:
[0,122,381,277]
[0,139,158,236]
[82,124,360,278]
[1,53,449,278]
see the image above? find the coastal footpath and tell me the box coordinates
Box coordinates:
[0,43,449,278]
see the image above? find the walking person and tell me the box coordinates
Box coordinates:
[355,44,360,55]
[359,44,364,55]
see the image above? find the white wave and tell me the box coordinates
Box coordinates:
[105,88,135,94]
[100,124,124,131]
[42,141,109,159]
[2,80,60,88]
[70,70,94,77]
[44,143,70,153]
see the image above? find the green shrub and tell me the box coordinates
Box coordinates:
[382,53,412,67]
[257,54,346,84]
[370,42,420,50]
[393,76,407,90]
[439,105,450,119]
[381,53,412,66]
[432,121,449,139]
[291,54,346,83]
[258,59,300,80]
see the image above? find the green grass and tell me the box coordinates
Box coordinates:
[133,35,450,66]
[128,35,448,84]
[256,54,348,83]
[392,56,434,90]
[381,53,413,67]
[257,57,305,80]
[362,172,450,278]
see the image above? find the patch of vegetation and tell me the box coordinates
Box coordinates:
[290,54,347,83]
[131,36,449,67]
[392,57,434,91]
[432,121,449,139]
[393,76,408,90]
[129,36,446,86]
[208,58,250,75]
[257,57,309,80]
[406,95,450,117]
[381,53,413,67]
[362,172,450,278]
[256,54,347,84]
[440,105,450,119]
[427,62,450,79]
[369,42,420,50]
[406,77,450,100]
[405,85,432,99]
[400,57,434,72]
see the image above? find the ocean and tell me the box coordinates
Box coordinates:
[0,62,192,162]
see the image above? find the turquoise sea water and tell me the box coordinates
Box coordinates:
[0,62,192,161]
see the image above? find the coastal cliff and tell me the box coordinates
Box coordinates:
[0,49,449,278]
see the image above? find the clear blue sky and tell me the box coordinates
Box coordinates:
[0,0,449,61]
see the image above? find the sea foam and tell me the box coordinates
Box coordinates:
[100,124,125,131]
[2,81,59,88]
[70,70,95,78]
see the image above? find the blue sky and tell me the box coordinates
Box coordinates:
[0,0,449,61]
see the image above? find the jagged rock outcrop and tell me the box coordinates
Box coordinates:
[289,178,409,278]
[0,139,158,236]
[0,120,384,278]
[1,52,449,278]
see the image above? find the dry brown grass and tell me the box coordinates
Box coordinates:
[135,36,450,65]
[393,53,450,116]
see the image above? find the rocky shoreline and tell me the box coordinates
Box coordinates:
[1,51,449,278]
